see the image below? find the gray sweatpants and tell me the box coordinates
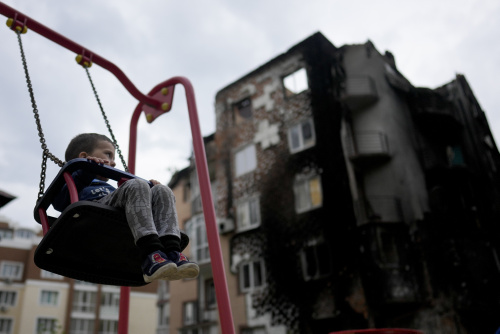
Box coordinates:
[96,178,180,243]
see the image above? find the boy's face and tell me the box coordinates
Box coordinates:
[88,140,116,167]
[78,140,116,181]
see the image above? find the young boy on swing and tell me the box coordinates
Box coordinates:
[52,133,199,283]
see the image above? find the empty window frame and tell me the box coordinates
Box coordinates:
[0,262,23,281]
[288,118,316,153]
[300,240,332,281]
[236,196,261,231]
[293,174,323,213]
[239,259,265,292]
[376,229,400,268]
[40,290,58,306]
[234,97,253,124]
[235,144,257,177]
[283,68,309,98]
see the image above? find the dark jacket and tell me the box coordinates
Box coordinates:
[52,169,116,212]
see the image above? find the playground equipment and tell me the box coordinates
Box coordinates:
[0,2,235,334]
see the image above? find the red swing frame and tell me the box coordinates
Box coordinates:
[0,2,235,334]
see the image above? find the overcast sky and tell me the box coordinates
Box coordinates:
[1,0,499,230]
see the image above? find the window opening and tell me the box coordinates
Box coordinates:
[235,144,257,177]
[288,118,316,153]
[234,97,253,124]
[0,291,16,306]
[237,196,261,231]
[300,240,331,280]
[239,259,265,292]
[40,290,58,305]
[0,262,23,280]
[186,215,210,264]
[294,174,323,213]
[183,301,198,325]
[283,68,308,97]
[205,279,216,309]
[36,318,58,334]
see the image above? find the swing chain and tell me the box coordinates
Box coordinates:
[83,67,129,173]
[15,31,65,199]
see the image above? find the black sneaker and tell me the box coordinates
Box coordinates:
[142,250,177,283]
[166,251,200,280]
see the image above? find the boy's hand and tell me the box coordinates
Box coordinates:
[85,156,111,182]
[86,156,111,166]
[149,179,161,185]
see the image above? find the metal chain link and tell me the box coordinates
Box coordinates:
[16,31,65,199]
[83,66,129,172]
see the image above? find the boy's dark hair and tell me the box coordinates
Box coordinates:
[65,133,115,161]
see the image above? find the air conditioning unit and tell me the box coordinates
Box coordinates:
[218,218,234,234]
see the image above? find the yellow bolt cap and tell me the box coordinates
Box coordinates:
[146,114,153,123]
[161,103,169,111]
[161,87,169,95]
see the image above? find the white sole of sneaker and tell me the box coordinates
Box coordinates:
[168,263,200,281]
[143,262,178,283]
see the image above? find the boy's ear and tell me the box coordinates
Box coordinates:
[78,152,88,159]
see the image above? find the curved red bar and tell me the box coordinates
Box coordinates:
[0,1,161,108]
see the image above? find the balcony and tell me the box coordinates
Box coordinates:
[354,196,403,225]
[346,131,391,167]
[341,76,378,110]
[411,88,462,138]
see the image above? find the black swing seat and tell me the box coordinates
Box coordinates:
[34,158,188,287]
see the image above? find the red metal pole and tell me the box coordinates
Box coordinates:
[118,287,130,334]
[176,77,236,334]
[129,77,236,334]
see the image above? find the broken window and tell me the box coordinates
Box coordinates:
[376,229,400,268]
[293,173,323,213]
[288,118,316,153]
[236,196,261,231]
[300,239,331,281]
[235,144,257,177]
[239,259,265,292]
[234,97,253,124]
[283,68,308,97]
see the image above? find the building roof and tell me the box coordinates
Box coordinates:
[0,189,16,208]
[215,31,336,98]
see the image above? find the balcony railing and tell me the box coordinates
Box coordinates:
[346,131,390,167]
[354,196,403,225]
[341,76,378,110]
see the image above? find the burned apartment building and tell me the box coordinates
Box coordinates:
[209,32,500,334]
